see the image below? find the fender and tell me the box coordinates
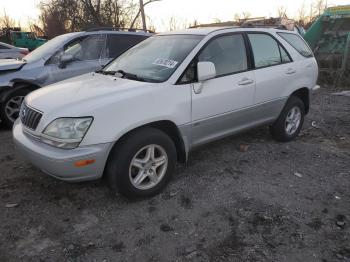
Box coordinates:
[0,81,40,104]
[110,120,189,163]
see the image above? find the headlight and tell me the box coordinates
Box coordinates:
[41,117,93,149]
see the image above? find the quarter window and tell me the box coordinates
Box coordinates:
[277,32,313,58]
[198,34,248,77]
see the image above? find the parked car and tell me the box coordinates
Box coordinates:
[13,27,319,198]
[0,42,29,59]
[0,29,152,127]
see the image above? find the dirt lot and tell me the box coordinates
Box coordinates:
[0,89,349,262]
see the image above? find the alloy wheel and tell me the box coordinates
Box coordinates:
[129,144,168,190]
[285,106,302,135]
[5,96,24,123]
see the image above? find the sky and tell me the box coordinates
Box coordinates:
[1,0,349,31]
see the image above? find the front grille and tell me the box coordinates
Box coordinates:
[20,103,42,130]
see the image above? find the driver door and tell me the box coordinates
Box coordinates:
[50,34,107,83]
[187,33,256,146]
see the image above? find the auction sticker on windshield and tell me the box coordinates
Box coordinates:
[152,58,178,69]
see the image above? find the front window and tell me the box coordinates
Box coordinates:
[23,34,73,63]
[102,34,203,83]
[198,34,248,76]
[63,34,105,61]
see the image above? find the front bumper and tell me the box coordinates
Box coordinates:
[13,119,112,182]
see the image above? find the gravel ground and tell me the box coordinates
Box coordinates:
[0,89,349,262]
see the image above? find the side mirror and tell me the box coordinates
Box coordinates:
[197,61,216,82]
[58,54,74,68]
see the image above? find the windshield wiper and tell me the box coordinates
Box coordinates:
[115,70,148,82]
[95,69,117,75]
[96,69,150,82]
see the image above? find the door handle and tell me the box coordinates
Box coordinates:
[286,68,296,74]
[238,78,254,85]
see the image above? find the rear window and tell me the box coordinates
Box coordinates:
[277,32,313,58]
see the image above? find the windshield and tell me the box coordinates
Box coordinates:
[23,33,77,63]
[103,34,203,82]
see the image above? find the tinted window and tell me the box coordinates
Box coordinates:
[280,45,291,63]
[198,34,247,76]
[278,32,313,57]
[107,34,148,58]
[248,34,282,68]
[64,34,105,61]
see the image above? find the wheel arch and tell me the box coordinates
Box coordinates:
[290,87,310,114]
[0,80,40,103]
[107,120,188,166]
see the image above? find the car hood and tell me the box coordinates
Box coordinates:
[0,59,25,71]
[26,73,154,116]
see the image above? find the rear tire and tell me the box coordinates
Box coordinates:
[269,96,305,142]
[105,127,177,198]
[0,88,30,128]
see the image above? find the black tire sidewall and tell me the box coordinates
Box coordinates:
[0,88,30,128]
[270,96,305,142]
[106,128,177,198]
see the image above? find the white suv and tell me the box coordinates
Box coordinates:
[13,27,319,198]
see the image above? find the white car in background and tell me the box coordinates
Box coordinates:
[0,42,29,59]
[13,27,319,198]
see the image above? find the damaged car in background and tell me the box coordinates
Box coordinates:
[0,29,151,127]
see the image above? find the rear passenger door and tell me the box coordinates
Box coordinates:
[247,33,295,120]
[189,33,256,146]
[106,34,149,59]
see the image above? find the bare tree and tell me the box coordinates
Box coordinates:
[0,9,17,28]
[38,0,142,38]
[27,18,45,37]
[233,11,251,25]
[296,3,308,27]
[313,0,327,17]
[242,11,251,20]
[188,19,199,28]
[163,16,186,31]
[277,6,288,18]
[129,0,161,29]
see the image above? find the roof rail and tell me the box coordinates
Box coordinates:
[240,24,289,30]
[86,27,155,33]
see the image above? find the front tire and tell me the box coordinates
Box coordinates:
[105,127,177,198]
[0,88,30,128]
[270,96,305,142]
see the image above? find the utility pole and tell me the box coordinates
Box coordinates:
[139,0,147,31]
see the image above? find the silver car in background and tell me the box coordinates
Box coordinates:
[0,29,151,127]
[0,42,29,59]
